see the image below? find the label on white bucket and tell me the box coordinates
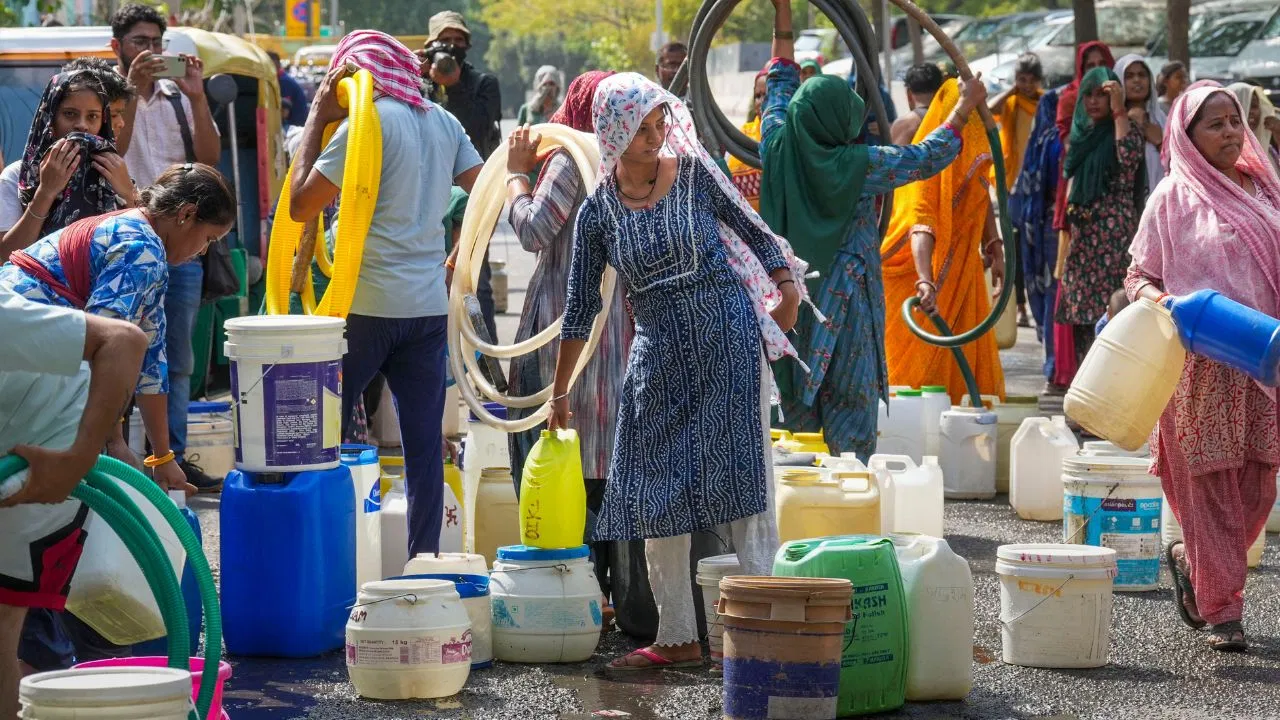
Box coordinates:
[345,631,472,667]
[492,597,601,631]
[231,358,341,469]
[1065,494,1161,588]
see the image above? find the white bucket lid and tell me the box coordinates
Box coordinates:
[360,578,458,600]
[996,543,1117,569]
[224,315,345,334]
[697,553,741,576]
[1062,455,1155,477]
[20,667,191,705]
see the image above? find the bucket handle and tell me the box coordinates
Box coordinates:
[350,592,419,609]
[1063,482,1121,544]
[235,360,282,405]
[869,455,915,473]
[998,574,1075,627]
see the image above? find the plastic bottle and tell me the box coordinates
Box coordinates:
[519,430,587,549]
[1010,416,1079,521]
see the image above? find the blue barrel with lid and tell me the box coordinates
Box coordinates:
[1167,289,1280,385]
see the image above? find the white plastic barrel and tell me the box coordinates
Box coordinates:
[19,667,193,719]
[404,553,490,578]
[461,404,511,553]
[439,480,464,554]
[186,401,235,479]
[870,455,944,538]
[996,544,1117,668]
[473,468,519,566]
[939,407,998,499]
[346,579,472,699]
[1062,456,1162,591]
[490,545,602,663]
[921,386,951,458]
[1010,416,1079,521]
[1162,500,1266,569]
[695,553,741,665]
[343,445,383,589]
[892,534,974,700]
[876,389,926,462]
[66,479,187,645]
[1080,440,1150,458]
[223,316,347,472]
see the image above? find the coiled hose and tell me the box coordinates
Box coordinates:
[0,455,222,720]
[674,0,1015,407]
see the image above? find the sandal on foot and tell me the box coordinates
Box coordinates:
[1207,621,1247,652]
[1166,541,1206,629]
[607,647,702,671]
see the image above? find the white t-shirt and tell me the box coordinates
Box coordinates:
[123,80,219,188]
[0,161,22,233]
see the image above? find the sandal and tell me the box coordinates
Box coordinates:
[607,647,703,671]
[1207,621,1247,652]
[1166,541,1206,629]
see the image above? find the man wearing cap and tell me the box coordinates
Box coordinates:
[424,11,502,160]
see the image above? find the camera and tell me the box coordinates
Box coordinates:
[421,40,464,100]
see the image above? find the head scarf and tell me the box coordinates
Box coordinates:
[1053,41,1113,228]
[17,70,120,236]
[799,60,820,75]
[590,72,814,365]
[528,65,564,107]
[1130,84,1280,388]
[428,11,469,42]
[1229,82,1275,153]
[1065,66,1123,207]
[759,74,870,276]
[330,30,427,110]
[1071,41,1115,90]
[995,83,1044,191]
[1115,54,1166,193]
[550,71,614,133]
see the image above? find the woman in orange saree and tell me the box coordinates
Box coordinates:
[881,78,1006,403]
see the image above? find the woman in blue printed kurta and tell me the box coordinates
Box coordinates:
[0,164,236,493]
[549,73,805,669]
[761,58,973,460]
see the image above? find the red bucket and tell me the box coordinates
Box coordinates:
[75,656,232,719]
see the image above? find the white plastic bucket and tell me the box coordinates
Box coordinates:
[186,401,235,479]
[343,445,383,589]
[490,545,602,663]
[66,480,187,645]
[346,579,472,700]
[403,553,489,578]
[1080,440,1150,458]
[397,574,494,669]
[695,553,741,664]
[996,544,1117,669]
[19,667,193,719]
[1062,456,1162,591]
[223,316,347,473]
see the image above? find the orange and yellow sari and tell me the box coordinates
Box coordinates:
[880,79,1006,403]
[994,89,1042,190]
[728,117,763,210]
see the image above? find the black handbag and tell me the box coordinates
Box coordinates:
[201,237,241,302]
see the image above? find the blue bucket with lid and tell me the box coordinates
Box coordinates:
[1168,289,1280,386]
[395,573,493,669]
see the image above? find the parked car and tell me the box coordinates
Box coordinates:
[1145,0,1277,63]
[795,28,845,66]
[807,15,970,76]
[973,12,1074,90]
[887,13,971,50]
[1223,6,1280,104]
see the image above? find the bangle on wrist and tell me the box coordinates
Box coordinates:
[777,278,795,288]
[144,450,176,468]
[26,206,48,220]
[505,173,529,187]
[551,391,570,403]
[915,280,936,292]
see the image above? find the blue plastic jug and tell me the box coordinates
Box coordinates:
[134,492,203,657]
[1167,289,1280,386]
[220,466,355,657]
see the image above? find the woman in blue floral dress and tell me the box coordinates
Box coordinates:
[759,0,986,460]
[548,73,808,669]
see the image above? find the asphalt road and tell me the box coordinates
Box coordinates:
[193,217,1280,720]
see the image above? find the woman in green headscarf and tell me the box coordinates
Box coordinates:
[1055,66,1145,359]
[758,0,986,459]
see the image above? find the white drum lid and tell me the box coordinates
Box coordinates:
[21,667,191,705]
[996,543,1117,568]
[359,578,458,600]
[696,553,740,574]
[223,315,345,333]
[1062,455,1154,476]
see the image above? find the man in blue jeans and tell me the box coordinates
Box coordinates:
[290,32,482,556]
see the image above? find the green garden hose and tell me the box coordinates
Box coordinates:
[0,455,221,720]
[927,312,983,408]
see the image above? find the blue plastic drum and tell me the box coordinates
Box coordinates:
[1168,289,1280,386]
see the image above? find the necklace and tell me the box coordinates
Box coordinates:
[615,158,661,204]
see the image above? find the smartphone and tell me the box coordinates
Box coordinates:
[154,54,187,79]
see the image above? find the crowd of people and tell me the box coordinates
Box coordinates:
[1,0,1280,709]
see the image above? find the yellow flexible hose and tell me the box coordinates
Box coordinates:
[448,124,617,432]
[266,69,381,317]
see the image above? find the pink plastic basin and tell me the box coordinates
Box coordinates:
[75,656,232,719]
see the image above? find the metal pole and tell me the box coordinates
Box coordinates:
[655,0,664,50]
[881,0,892,87]
[330,0,340,38]
[227,99,244,248]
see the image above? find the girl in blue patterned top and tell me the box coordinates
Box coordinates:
[0,164,235,493]
[548,73,806,670]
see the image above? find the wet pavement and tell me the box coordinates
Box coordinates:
[195,227,1280,719]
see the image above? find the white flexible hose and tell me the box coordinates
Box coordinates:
[448,124,617,432]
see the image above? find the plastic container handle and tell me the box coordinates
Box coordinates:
[870,455,916,472]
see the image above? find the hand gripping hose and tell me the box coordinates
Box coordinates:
[0,455,223,720]
[266,68,381,318]
[448,124,617,432]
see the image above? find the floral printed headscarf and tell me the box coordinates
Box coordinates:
[589,72,818,365]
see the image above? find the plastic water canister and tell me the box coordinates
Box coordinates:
[490,545,602,663]
[343,445,383,589]
[890,534,974,701]
[818,454,895,533]
[871,455,944,538]
[775,469,879,544]
[380,480,409,581]
[19,667,193,720]
[440,477,464,554]
[473,468,520,567]
[223,316,347,473]
[996,544,1117,668]
[132,491,203,658]
[398,574,494,668]
[1062,456,1162,591]
[921,386,951,458]
[127,407,146,459]
[878,389,926,462]
[404,552,488,578]
[462,403,510,553]
[186,400,235,480]
[939,407,998,500]
[519,430,587,549]
[1010,416,1079,521]
[695,554,741,665]
[66,474,187,646]
[961,395,1042,493]
[1065,298,1185,452]
[346,579,471,700]
[1168,289,1280,386]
